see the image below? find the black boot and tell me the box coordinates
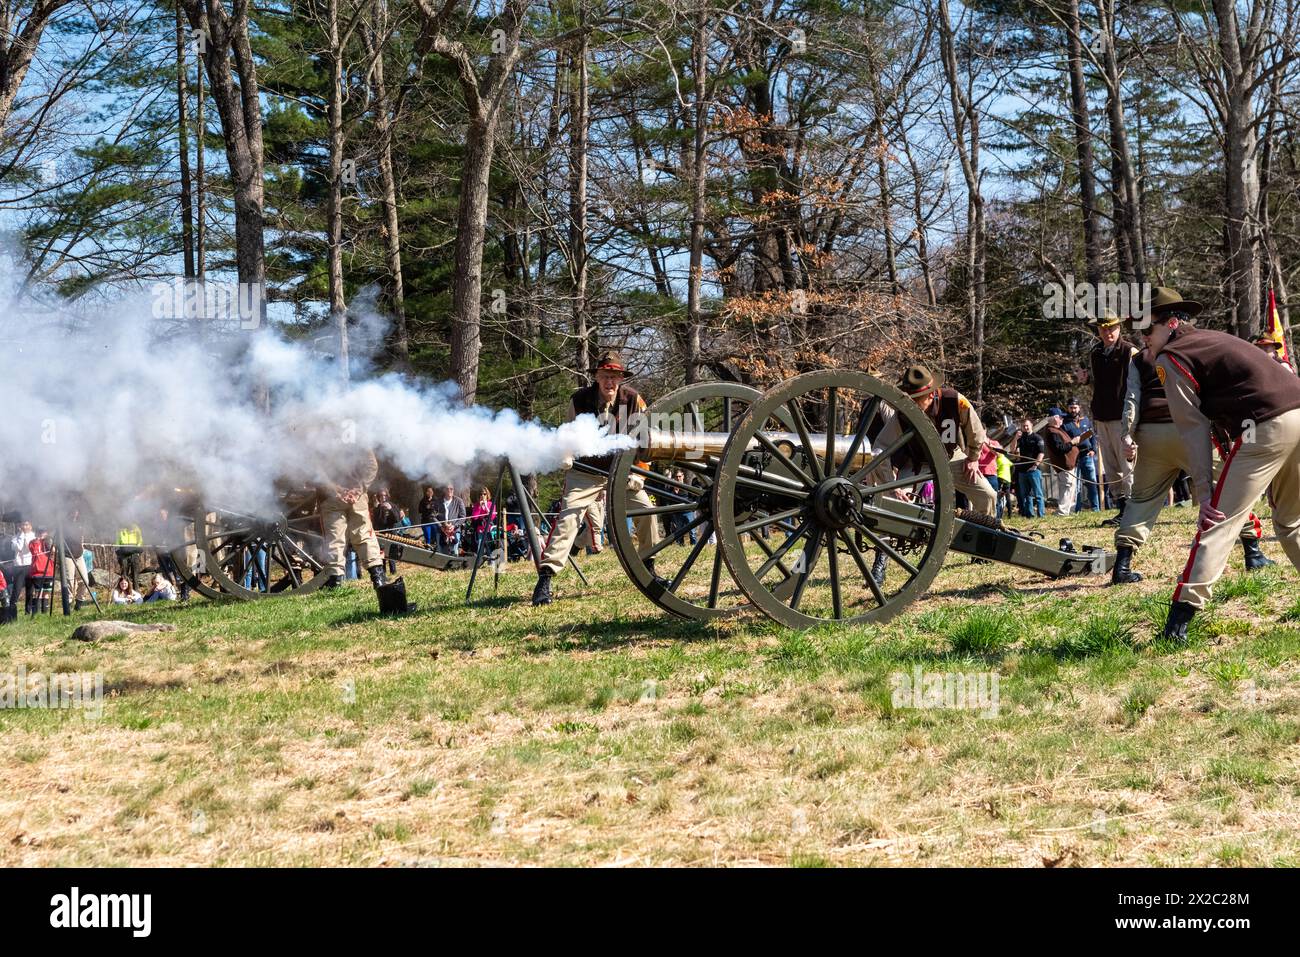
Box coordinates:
[644,557,670,590]
[368,565,388,589]
[323,575,344,590]
[1101,497,1126,527]
[871,549,887,587]
[1242,539,1276,571]
[1110,546,1143,585]
[1163,600,1196,643]
[531,570,554,606]
[375,575,414,615]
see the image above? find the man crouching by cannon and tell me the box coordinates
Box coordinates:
[532,350,660,606]
[321,445,388,593]
[880,363,998,517]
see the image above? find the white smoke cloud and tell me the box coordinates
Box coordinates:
[0,265,632,524]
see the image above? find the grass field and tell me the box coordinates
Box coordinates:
[2,504,1299,867]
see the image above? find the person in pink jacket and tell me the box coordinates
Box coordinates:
[470,487,497,556]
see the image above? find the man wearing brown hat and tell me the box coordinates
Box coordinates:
[1145,287,1300,640]
[1253,333,1295,372]
[1079,313,1139,525]
[1111,337,1271,586]
[532,350,660,606]
[875,364,996,516]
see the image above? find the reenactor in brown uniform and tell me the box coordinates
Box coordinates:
[1253,333,1296,372]
[1111,339,1271,585]
[1080,314,1139,525]
[322,446,387,590]
[532,351,660,606]
[1145,288,1300,640]
[877,364,996,516]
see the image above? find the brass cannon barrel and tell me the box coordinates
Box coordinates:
[639,427,878,470]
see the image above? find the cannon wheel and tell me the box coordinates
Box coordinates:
[195,492,332,600]
[606,382,797,621]
[713,370,955,629]
[167,531,224,601]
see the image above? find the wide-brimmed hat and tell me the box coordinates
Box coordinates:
[1253,334,1282,348]
[1087,311,1125,329]
[897,363,944,397]
[1148,286,1203,317]
[593,349,630,376]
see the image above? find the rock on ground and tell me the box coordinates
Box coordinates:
[71,621,178,642]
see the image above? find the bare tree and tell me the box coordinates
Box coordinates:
[938,0,988,401]
[415,0,531,404]
[0,0,77,135]
[178,0,267,320]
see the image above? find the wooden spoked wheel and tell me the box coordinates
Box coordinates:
[713,370,955,629]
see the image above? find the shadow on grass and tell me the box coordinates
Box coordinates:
[519,614,731,655]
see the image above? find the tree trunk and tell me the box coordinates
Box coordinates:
[568,25,591,381]
[938,0,986,402]
[449,118,497,404]
[684,5,708,384]
[327,0,348,381]
[1066,0,1103,289]
[367,3,410,370]
[419,0,529,404]
[0,2,74,134]
[196,25,206,279]
[176,4,196,280]
[1098,0,1144,284]
[1214,0,1263,338]
[182,0,267,323]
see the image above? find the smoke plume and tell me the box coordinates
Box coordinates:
[0,266,631,524]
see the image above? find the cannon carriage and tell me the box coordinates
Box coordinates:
[598,370,1113,629]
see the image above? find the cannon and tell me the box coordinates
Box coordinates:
[160,488,472,602]
[599,370,1113,629]
[157,369,1111,622]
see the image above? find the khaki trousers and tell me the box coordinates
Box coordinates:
[1053,466,1080,515]
[540,471,658,575]
[949,455,996,516]
[899,454,996,516]
[1117,422,1260,551]
[61,555,91,602]
[1094,418,1133,500]
[323,495,382,577]
[1175,408,1300,609]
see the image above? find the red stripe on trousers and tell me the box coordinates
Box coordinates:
[1173,435,1243,603]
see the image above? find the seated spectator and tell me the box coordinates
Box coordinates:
[111,576,143,605]
[143,573,178,603]
[435,484,466,556]
[396,508,419,538]
[372,489,400,531]
[371,489,401,574]
[437,521,460,556]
